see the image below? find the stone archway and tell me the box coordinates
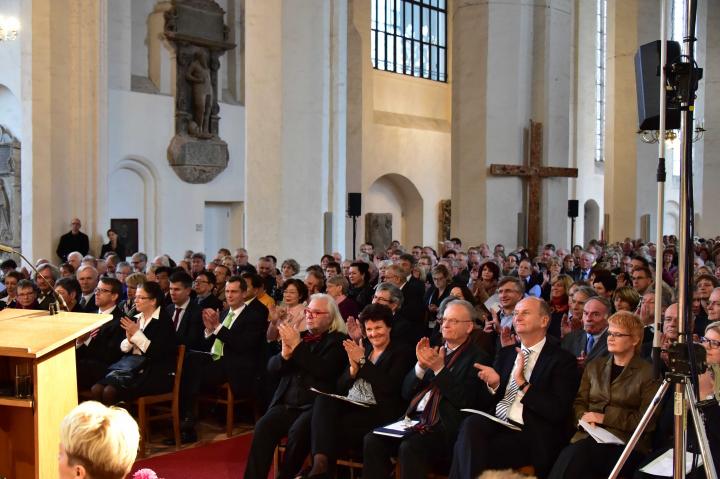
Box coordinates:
[663,200,679,236]
[365,173,423,251]
[583,199,600,246]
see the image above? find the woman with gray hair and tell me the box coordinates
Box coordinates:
[326,274,360,320]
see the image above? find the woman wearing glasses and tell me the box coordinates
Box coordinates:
[549,311,659,479]
[90,281,176,405]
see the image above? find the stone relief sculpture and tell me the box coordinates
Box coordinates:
[439,199,451,244]
[365,213,393,253]
[164,0,236,183]
[0,125,20,249]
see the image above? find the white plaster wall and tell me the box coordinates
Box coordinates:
[0,0,23,139]
[130,0,154,78]
[108,89,246,260]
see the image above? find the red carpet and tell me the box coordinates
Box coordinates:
[130,432,261,479]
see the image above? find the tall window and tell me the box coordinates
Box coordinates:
[594,0,607,163]
[371,0,448,82]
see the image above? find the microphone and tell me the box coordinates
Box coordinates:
[0,243,69,314]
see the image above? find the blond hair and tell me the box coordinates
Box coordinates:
[60,401,139,479]
[608,310,644,353]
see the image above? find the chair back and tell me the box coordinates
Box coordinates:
[171,344,186,397]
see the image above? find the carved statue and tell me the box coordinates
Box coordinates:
[0,179,10,241]
[185,50,214,139]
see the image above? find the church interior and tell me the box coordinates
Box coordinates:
[0,0,719,478]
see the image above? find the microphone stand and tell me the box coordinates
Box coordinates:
[0,245,69,314]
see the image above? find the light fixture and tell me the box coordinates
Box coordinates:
[0,15,20,42]
[637,121,705,144]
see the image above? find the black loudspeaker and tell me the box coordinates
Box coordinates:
[635,40,681,131]
[347,193,361,217]
[568,200,579,218]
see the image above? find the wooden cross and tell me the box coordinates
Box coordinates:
[489,120,578,256]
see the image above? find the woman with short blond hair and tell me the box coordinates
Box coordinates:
[58,401,139,479]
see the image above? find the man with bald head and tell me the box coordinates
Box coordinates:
[56,218,90,262]
[449,297,579,479]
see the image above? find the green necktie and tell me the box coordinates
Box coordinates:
[211,311,235,360]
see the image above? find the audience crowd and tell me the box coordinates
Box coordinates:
[6,219,720,478]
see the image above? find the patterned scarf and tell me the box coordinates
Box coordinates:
[405,338,471,434]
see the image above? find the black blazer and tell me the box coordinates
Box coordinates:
[81,293,98,313]
[197,293,223,312]
[165,301,207,352]
[268,330,347,410]
[402,341,489,439]
[400,278,427,323]
[337,341,415,421]
[477,341,580,477]
[76,307,126,366]
[561,328,609,364]
[211,298,269,395]
[122,310,178,395]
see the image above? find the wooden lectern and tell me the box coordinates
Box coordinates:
[0,308,112,479]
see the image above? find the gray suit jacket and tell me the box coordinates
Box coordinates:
[561,328,609,363]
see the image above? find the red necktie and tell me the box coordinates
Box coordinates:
[173,307,183,330]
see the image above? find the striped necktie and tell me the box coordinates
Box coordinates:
[496,348,530,421]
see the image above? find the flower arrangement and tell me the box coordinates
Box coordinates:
[132,469,160,479]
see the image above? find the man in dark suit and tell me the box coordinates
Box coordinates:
[573,251,595,281]
[165,271,208,351]
[244,294,347,479]
[35,263,59,310]
[75,277,125,390]
[56,218,90,262]
[449,297,580,479]
[193,271,223,311]
[179,275,269,442]
[561,296,611,369]
[76,265,99,313]
[363,300,489,479]
[390,257,426,324]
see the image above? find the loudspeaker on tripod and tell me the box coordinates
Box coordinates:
[347,193,361,217]
[634,40,681,131]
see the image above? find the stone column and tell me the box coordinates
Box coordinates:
[452,0,573,249]
[21,0,107,260]
[699,1,720,235]
[245,0,334,266]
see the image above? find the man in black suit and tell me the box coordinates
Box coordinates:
[193,271,223,311]
[449,297,579,479]
[76,265,99,312]
[363,300,489,479]
[179,275,269,442]
[165,271,208,351]
[574,251,595,281]
[561,296,611,369]
[392,256,426,324]
[75,277,125,390]
[35,263,59,310]
[56,218,90,262]
[244,294,347,479]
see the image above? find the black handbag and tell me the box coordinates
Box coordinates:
[104,354,147,387]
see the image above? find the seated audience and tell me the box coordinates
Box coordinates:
[325,274,360,320]
[304,304,415,477]
[244,294,347,479]
[58,401,139,479]
[55,277,84,312]
[347,261,374,309]
[166,270,207,351]
[613,285,641,313]
[449,297,579,479]
[13,279,39,309]
[547,274,572,338]
[193,270,223,311]
[90,281,176,404]
[548,311,659,479]
[363,300,489,478]
[267,278,309,342]
[561,296,612,369]
[179,275,268,442]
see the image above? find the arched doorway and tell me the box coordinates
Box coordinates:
[365,174,423,251]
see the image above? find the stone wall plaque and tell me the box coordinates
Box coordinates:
[365,213,392,254]
[164,0,236,183]
[0,125,21,249]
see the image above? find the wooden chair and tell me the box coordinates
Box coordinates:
[133,344,186,457]
[198,382,258,437]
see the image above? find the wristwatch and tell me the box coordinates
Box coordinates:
[358,358,367,368]
[518,381,529,392]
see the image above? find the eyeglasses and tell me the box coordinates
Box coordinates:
[135,295,151,301]
[193,280,210,285]
[441,318,473,325]
[700,337,720,349]
[304,308,329,318]
[373,295,391,304]
[607,332,632,338]
[94,288,113,295]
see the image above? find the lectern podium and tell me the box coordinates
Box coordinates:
[0,308,112,479]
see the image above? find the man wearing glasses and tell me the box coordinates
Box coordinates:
[75,278,125,389]
[193,271,222,312]
[450,297,579,479]
[244,294,347,479]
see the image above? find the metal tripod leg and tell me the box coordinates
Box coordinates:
[609,380,671,479]
[684,383,718,479]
